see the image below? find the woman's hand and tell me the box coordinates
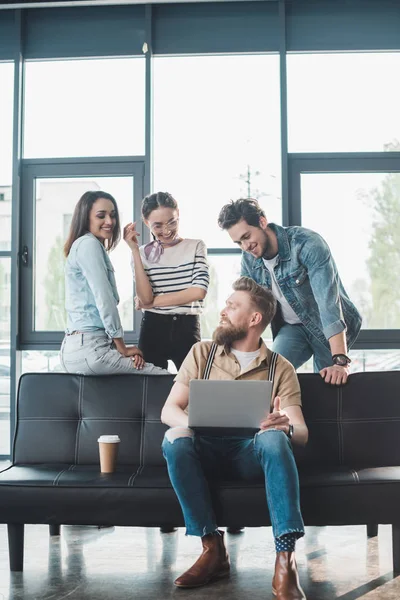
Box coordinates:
[124,345,143,358]
[132,353,145,370]
[135,295,153,310]
[123,222,141,251]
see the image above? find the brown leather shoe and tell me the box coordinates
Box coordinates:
[174,530,230,588]
[272,552,306,599]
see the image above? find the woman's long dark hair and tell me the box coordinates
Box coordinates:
[64,191,121,257]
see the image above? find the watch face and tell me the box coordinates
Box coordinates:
[333,354,349,366]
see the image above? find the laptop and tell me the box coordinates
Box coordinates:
[188,380,273,434]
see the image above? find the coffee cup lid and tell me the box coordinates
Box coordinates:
[97,435,121,443]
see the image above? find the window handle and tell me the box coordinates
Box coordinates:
[21,245,28,266]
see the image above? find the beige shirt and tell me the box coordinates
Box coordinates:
[175,339,301,410]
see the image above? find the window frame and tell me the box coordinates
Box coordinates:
[288,151,400,349]
[19,157,145,349]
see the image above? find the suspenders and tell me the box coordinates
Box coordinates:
[202,343,218,380]
[202,342,278,386]
[268,350,278,383]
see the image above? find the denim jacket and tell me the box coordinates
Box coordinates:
[65,233,123,338]
[241,224,362,348]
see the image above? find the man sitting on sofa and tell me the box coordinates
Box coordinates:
[161,276,308,600]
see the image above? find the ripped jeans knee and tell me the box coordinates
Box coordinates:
[164,426,195,444]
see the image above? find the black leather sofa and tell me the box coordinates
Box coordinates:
[1,371,400,573]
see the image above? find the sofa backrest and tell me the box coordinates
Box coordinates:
[14,371,400,469]
[298,372,400,468]
[14,373,174,466]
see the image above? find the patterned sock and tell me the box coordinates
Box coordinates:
[275,532,297,553]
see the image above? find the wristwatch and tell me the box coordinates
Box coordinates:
[332,354,351,367]
[287,424,294,439]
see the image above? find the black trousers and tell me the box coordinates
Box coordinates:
[138,311,201,370]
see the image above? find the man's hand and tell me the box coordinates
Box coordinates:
[319,365,349,385]
[259,396,290,435]
[135,295,154,310]
[123,222,141,251]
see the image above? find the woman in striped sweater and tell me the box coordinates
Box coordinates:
[124,192,209,371]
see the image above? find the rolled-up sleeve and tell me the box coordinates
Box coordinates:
[75,238,123,338]
[174,341,206,385]
[274,356,302,410]
[191,240,209,291]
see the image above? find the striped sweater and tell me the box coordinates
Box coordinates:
[132,238,209,315]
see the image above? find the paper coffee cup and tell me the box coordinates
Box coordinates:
[98,435,120,473]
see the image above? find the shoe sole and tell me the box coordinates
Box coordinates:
[174,568,230,588]
[272,585,306,599]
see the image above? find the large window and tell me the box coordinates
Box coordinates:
[0,62,14,252]
[153,54,281,336]
[0,62,13,455]
[287,53,400,153]
[300,171,400,331]
[24,58,145,158]
[0,258,11,455]
[20,161,144,346]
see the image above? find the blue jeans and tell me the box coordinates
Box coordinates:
[162,428,304,539]
[272,323,333,372]
[60,331,170,376]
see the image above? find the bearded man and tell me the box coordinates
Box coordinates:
[161,276,308,600]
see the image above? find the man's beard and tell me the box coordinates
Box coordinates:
[212,322,248,347]
[261,229,273,259]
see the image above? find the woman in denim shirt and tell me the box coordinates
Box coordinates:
[60,190,169,376]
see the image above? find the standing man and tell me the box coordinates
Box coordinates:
[162,277,307,599]
[218,199,361,385]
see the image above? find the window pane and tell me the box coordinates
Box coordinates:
[154,55,282,248]
[200,254,241,339]
[301,172,400,329]
[288,53,400,152]
[0,62,14,252]
[34,176,134,332]
[21,351,62,374]
[24,58,145,158]
[0,258,11,455]
[200,253,273,343]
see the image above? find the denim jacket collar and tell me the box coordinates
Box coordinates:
[253,223,291,270]
[268,223,291,262]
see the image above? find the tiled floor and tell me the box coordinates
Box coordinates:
[0,523,399,600]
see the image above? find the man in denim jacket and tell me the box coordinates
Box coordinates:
[218,199,362,385]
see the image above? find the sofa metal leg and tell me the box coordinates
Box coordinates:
[367,524,378,538]
[49,525,61,536]
[392,524,400,575]
[7,523,24,572]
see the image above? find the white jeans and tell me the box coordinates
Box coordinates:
[60,331,170,376]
